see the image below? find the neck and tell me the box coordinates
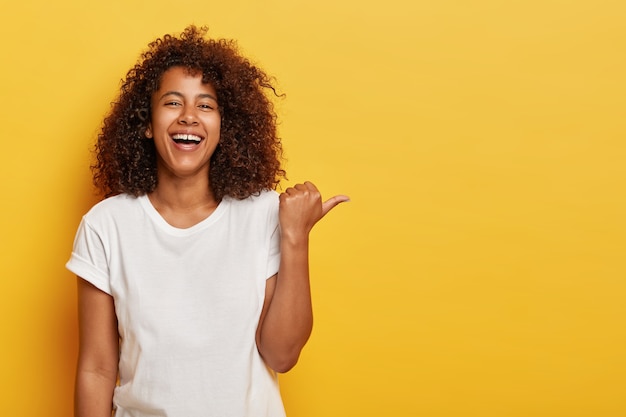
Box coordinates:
[148,173,219,229]
[151,181,217,210]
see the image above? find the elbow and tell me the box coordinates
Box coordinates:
[266,353,300,374]
[257,327,311,373]
[258,342,303,373]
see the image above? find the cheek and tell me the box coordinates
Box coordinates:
[209,116,222,134]
[151,113,178,133]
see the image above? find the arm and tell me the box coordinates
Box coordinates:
[256,182,349,373]
[75,277,119,417]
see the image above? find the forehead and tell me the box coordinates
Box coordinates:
[156,66,217,97]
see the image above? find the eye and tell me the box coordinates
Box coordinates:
[198,103,215,110]
[165,101,182,107]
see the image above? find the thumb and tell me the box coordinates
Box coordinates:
[321,195,351,217]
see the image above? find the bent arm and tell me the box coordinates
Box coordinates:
[75,277,119,417]
[256,182,348,373]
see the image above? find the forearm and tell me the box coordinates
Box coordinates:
[257,236,313,373]
[75,366,117,417]
[75,278,119,417]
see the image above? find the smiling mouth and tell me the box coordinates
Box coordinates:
[172,133,202,144]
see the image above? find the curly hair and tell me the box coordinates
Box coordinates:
[92,25,285,200]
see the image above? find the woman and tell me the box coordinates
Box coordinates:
[67,25,348,417]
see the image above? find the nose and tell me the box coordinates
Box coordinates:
[178,107,198,125]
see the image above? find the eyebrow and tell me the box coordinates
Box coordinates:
[158,91,218,102]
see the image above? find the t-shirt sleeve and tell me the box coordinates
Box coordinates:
[266,223,281,279]
[266,193,281,279]
[66,217,112,295]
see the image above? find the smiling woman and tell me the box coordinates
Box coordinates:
[146,67,222,188]
[66,25,349,417]
[92,26,286,201]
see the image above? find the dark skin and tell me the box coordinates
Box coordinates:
[75,67,349,417]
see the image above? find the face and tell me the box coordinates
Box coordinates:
[146,66,221,181]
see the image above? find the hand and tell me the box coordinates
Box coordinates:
[278,181,349,240]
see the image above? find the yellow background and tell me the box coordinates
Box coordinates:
[1,1,625,416]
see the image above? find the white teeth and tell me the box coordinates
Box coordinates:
[172,134,202,143]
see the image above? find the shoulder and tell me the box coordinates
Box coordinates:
[253,189,280,206]
[228,190,279,210]
[82,194,142,225]
[226,190,279,223]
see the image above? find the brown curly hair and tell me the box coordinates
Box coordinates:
[92,25,285,200]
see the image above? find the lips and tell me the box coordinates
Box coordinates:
[172,133,203,144]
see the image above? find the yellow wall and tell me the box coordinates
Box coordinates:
[1,1,624,416]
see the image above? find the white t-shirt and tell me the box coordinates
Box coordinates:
[66,190,285,417]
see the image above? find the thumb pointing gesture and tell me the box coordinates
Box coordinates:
[279,181,349,237]
[321,194,351,217]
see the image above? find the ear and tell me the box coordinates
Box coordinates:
[145,124,153,139]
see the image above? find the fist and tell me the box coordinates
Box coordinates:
[278,181,349,239]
